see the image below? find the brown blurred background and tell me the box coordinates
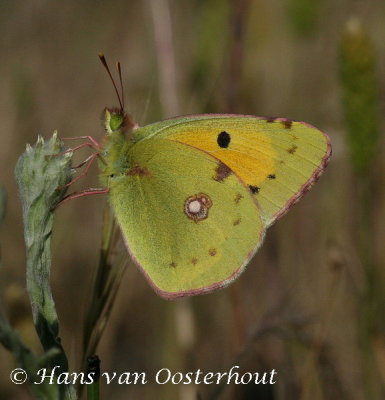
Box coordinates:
[0,0,384,399]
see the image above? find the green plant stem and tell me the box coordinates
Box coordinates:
[80,204,126,396]
[86,356,100,400]
[15,133,76,400]
[87,381,100,400]
[339,20,382,398]
[82,204,115,363]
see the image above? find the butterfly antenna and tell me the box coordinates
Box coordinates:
[117,61,125,110]
[98,53,124,111]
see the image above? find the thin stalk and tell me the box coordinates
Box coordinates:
[226,0,251,112]
[148,0,179,116]
[86,356,101,400]
[80,204,127,396]
[339,19,382,398]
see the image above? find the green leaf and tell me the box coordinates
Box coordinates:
[0,314,60,399]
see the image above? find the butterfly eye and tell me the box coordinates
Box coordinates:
[103,108,125,134]
[109,113,124,131]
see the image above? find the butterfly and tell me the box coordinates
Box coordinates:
[65,55,331,299]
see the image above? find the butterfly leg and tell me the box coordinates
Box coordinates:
[53,187,110,210]
[58,152,102,190]
[72,153,99,169]
[59,142,100,156]
[62,136,101,149]
[46,142,101,163]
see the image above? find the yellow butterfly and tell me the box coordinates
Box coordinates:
[103,112,331,298]
[66,56,331,299]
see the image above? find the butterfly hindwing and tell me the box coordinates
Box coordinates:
[108,138,265,298]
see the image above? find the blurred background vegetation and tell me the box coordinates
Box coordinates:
[0,0,384,399]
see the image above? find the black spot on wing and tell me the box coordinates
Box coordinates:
[249,185,260,194]
[268,174,276,179]
[217,131,231,148]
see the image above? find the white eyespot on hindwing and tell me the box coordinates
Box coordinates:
[184,193,212,222]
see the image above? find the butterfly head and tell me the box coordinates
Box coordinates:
[99,54,137,136]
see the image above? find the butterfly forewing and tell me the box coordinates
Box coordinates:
[134,115,331,226]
